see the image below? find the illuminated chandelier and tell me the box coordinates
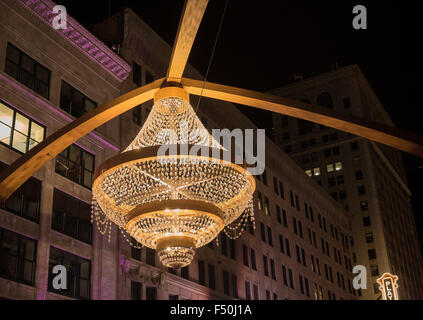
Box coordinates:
[91,85,256,268]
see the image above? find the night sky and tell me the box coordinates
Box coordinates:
[58,1,423,251]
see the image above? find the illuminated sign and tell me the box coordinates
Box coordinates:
[376,273,399,300]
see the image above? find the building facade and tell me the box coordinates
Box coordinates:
[1,0,359,300]
[271,65,423,299]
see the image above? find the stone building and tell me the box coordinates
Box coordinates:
[271,65,423,299]
[1,1,356,300]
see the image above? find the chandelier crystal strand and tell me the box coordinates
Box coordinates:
[92,86,256,269]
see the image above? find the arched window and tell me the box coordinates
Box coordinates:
[316,92,334,109]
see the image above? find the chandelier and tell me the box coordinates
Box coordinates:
[91,85,256,269]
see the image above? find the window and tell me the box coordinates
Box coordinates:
[324,149,332,158]
[285,238,291,257]
[360,200,369,211]
[370,265,379,276]
[262,170,268,186]
[273,177,279,195]
[279,181,285,199]
[299,275,304,294]
[358,185,366,195]
[293,217,298,235]
[229,239,236,260]
[253,284,259,300]
[301,248,307,267]
[295,195,300,211]
[242,244,249,267]
[282,209,288,227]
[251,248,257,270]
[296,245,301,263]
[133,62,142,86]
[263,255,269,277]
[0,227,37,286]
[368,249,377,260]
[322,135,330,143]
[198,260,205,285]
[288,268,294,289]
[328,177,336,187]
[52,189,92,244]
[337,175,344,185]
[335,161,342,171]
[305,169,312,177]
[298,119,315,135]
[267,226,273,246]
[339,190,347,200]
[0,101,46,153]
[260,223,266,242]
[223,271,230,295]
[60,81,97,118]
[365,232,374,243]
[132,105,142,126]
[343,97,351,109]
[270,259,276,280]
[257,192,263,211]
[146,248,156,266]
[5,43,50,99]
[131,238,141,261]
[317,92,334,109]
[333,146,340,155]
[279,234,285,253]
[301,140,308,149]
[351,141,359,151]
[169,294,179,300]
[363,216,371,227]
[326,164,334,173]
[245,281,251,300]
[276,205,282,224]
[1,162,41,222]
[145,70,154,84]
[146,287,157,300]
[55,144,94,188]
[266,290,271,300]
[282,265,288,286]
[181,266,189,279]
[313,167,321,176]
[208,264,215,290]
[131,281,142,300]
[220,233,227,256]
[355,171,363,180]
[289,190,295,207]
[48,247,90,299]
[232,274,238,298]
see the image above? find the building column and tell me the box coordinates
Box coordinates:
[35,181,53,300]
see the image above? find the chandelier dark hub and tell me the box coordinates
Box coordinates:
[92,85,256,268]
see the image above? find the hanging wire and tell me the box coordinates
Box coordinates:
[195,0,229,114]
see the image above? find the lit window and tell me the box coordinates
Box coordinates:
[313,167,321,176]
[326,164,334,172]
[335,162,342,171]
[0,101,45,153]
[305,169,312,177]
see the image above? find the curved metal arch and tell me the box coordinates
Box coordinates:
[0,78,164,201]
[181,78,423,157]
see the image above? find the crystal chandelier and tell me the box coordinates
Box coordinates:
[92,85,255,269]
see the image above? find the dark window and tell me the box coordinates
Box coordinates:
[253,284,259,300]
[363,216,371,227]
[288,269,294,289]
[282,265,288,286]
[333,146,340,155]
[339,190,347,200]
[358,185,366,195]
[260,223,266,242]
[289,190,295,207]
[5,43,51,99]
[343,97,351,109]
[337,175,344,185]
[270,259,276,280]
[181,266,189,279]
[132,105,142,126]
[198,260,205,285]
[146,287,157,300]
[266,290,271,300]
[131,238,142,261]
[146,248,155,266]
[0,227,37,286]
[145,70,154,84]
[365,232,374,243]
[251,248,257,270]
[299,275,304,294]
[131,281,142,300]
[60,81,97,118]
[229,239,236,260]
[282,209,288,227]
[133,62,142,86]
[169,294,179,300]
[220,233,227,256]
[223,271,230,295]
[263,255,269,277]
[0,101,46,154]
[245,281,251,300]
[279,234,285,254]
[208,264,215,290]
[279,182,285,199]
[48,247,90,299]
[351,141,359,151]
[355,171,363,180]
[298,119,315,135]
[328,177,336,187]
[301,248,307,267]
[232,274,238,298]
[368,249,377,260]
[285,238,291,257]
[273,177,279,195]
[360,200,369,211]
[296,245,301,263]
[262,170,267,186]
[276,205,282,224]
[1,161,41,223]
[324,149,332,158]
[55,144,94,189]
[267,226,273,246]
[242,244,249,267]
[295,195,300,211]
[317,92,334,109]
[52,189,92,244]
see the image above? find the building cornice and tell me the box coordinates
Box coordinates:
[18,0,131,82]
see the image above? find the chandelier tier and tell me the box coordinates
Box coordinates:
[92,85,255,268]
